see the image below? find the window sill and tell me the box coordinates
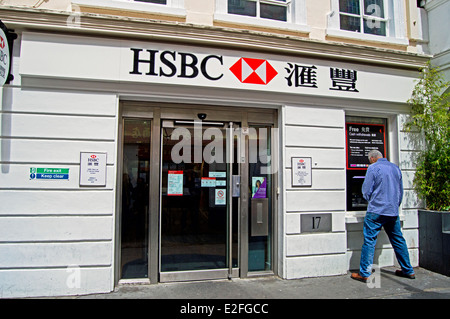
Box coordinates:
[214,12,310,35]
[345,211,406,224]
[72,0,186,18]
[326,29,409,47]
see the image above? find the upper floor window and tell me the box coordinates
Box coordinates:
[134,0,166,4]
[339,0,387,36]
[215,0,309,33]
[328,0,407,45]
[228,0,289,22]
[72,0,185,17]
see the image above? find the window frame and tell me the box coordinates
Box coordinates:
[71,0,186,17]
[227,0,291,22]
[214,0,310,34]
[327,0,408,45]
[338,0,389,36]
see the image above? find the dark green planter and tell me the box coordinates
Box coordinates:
[419,209,450,276]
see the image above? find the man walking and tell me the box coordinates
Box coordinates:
[351,150,415,283]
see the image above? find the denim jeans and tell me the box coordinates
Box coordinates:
[360,212,414,278]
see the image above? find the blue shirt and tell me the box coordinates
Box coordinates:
[362,158,404,217]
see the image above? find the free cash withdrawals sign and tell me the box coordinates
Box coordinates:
[346,123,386,170]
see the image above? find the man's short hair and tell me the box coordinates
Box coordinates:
[368,150,383,160]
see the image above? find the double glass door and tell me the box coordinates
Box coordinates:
[118,106,275,283]
[160,121,238,281]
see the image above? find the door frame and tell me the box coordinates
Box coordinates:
[115,104,160,285]
[115,101,278,285]
[159,120,240,283]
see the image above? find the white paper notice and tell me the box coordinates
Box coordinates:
[79,152,107,186]
[168,170,183,196]
[215,189,226,205]
[292,157,312,187]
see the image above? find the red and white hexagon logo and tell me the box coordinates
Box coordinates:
[229,57,278,85]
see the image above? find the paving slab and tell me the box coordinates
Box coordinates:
[68,267,450,300]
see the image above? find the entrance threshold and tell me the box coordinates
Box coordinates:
[160,268,240,283]
[118,278,151,286]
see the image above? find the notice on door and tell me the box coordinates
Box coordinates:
[215,189,226,205]
[346,123,386,170]
[79,152,107,186]
[252,177,267,198]
[168,170,183,196]
[201,177,216,187]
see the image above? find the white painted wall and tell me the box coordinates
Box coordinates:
[282,106,420,279]
[282,105,348,278]
[0,86,118,298]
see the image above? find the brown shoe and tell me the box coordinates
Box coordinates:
[351,272,369,283]
[395,270,415,279]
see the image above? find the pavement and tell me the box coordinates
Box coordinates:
[67,266,450,300]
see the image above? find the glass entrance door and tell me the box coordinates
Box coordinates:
[160,121,239,281]
[120,118,151,279]
[117,104,278,284]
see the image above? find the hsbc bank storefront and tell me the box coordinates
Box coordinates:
[0,30,425,297]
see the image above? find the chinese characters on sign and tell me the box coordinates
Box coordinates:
[285,64,359,92]
[285,64,318,88]
[330,68,359,92]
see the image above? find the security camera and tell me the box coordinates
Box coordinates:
[197,113,207,120]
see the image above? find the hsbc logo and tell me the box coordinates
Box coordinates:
[130,48,279,86]
[229,57,278,85]
[0,36,4,49]
[88,154,99,164]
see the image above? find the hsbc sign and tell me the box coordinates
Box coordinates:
[126,46,422,102]
[129,47,364,93]
[19,33,417,103]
